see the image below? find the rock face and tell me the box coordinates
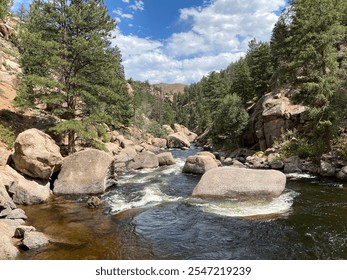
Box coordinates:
[53,149,116,195]
[245,89,308,150]
[192,167,286,199]
[0,165,51,205]
[128,151,159,170]
[167,132,190,149]
[157,152,176,166]
[183,154,218,175]
[0,222,19,260]
[12,128,63,180]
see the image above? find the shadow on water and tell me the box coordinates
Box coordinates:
[17,147,347,260]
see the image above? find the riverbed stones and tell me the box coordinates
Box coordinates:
[157,152,176,166]
[14,226,36,238]
[192,167,286,199]
[12,128,63,180]
[320,160,336,177]
[183,154,218,175]
[0,165,51,205]
[53,149,116,195]
[128,151,159,170]
[337,166,347,181]
[87,196,101,208]
[21,231,49,250]
[114,147,137,163]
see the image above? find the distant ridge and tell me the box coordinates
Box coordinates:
[154,83,186,94]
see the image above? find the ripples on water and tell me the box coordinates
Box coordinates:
[19,148,347,260]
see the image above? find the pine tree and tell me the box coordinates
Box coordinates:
[230,58,253,103]
[16,0,132,153]
[0,0,12,19]
[247,39,274,97]
[211,93,249,148]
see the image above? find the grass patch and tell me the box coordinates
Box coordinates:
[0,123,15,148]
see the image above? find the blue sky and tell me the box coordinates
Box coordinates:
[12,0,287,84]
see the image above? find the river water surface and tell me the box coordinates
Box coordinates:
[19,148,347,259]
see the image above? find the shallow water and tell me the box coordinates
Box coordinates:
[19,148,347,260]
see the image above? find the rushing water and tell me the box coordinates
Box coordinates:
[19,147,347,260]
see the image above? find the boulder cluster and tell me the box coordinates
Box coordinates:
[0,123,197,259]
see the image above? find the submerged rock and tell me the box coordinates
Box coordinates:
[192,167,286,199]
[87,196,101,208]
[53,149,116,195]
[21,231,49,250]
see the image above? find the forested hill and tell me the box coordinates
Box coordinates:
[173,0,347,159]
[1,0,347,162]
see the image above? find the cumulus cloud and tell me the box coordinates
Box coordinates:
[113,0,285,84]
[129,0,144,11]
[113,8,133,20]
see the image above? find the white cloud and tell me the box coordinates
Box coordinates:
[122,0,130,3]
[113,0,285,84]
[113,8,133,20]
[129,0,144,11]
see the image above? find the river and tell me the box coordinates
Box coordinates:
[19,147,347,260]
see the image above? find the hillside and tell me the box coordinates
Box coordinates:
[0,17,20,111]
[154,83,186,94]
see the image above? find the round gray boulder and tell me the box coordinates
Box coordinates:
[53,149,116,195]
[12,128,63,180]
[192,167,286,199]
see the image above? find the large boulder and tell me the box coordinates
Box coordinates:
[192,167,286,199]
[320,160,336,177]
[167,132,190,149]
[151,138,167,148]
[128,151,159,170]
[0,222,19,260]
[12,128,63,180]
[182,155,218,175]
[0,166,51,205]
[162,125,174,135]
[157,152,176,166]
[140,143,160,153]
[114,147,137,163]
[53,149,116,195]
[337,166,347,181]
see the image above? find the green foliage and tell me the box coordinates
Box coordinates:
[147,121,167,138]
[18,0,132,153]
[0,0,12,19]
[0,124,15,148]
[278,130,327,159]
[211,93,249,148]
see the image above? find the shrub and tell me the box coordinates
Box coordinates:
[0,124,15,148]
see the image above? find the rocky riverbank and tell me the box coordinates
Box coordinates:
[0,123,197,259]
